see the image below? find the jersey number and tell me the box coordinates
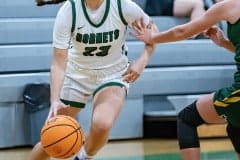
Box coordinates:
[83,45,111,57]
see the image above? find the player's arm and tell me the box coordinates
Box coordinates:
[51,1,71,103]
[132,20,157,68]
[133,0,234,44]
[47,1,72,118]
[121,0,157,83]
[50,48,67,104]
[219,39,235,53]
[123,21,157,83]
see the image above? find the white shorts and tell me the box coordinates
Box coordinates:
[60,58,129,108]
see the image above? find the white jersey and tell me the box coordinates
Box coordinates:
[53,0,150,69]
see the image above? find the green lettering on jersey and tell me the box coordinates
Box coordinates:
[76,33,82,43]
[114,29,119,40]
[102,32,108,43]
[108,31,114,42]
[75,29,120,44]
[96,33,103,43]
[82,34,89,44]
[89,33,96,44]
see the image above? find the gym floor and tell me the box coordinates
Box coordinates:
[0,138,236,160]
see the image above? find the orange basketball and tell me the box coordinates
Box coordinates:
[40,115,84,159]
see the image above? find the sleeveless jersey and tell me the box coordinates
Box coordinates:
[68,0,128,69]
[213,20,240,126]
[228,20,240,87]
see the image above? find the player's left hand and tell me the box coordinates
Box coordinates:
[122,60,144,83]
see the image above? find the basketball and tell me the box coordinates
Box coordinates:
[40,115,84,159]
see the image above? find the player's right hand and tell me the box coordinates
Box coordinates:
[46,100,68,121]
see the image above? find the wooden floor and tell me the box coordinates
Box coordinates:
[0,138,236,160]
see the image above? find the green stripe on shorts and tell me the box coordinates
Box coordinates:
[214,87,240,126]
[60,99,85,108]
[93,82,126,97]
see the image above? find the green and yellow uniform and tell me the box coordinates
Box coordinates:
[214,20,240,127]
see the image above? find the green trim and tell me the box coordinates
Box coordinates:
[95,150,236,160]
[81,0,110,27]
[93,82,125,97]
[69,0,76,33]
[117,0,128,26]
[60,99,86,108]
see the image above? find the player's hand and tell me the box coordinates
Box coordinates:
[131,18,155,45]
[123,59,147,83]
[47,100,68,121]
[204,26,227,47]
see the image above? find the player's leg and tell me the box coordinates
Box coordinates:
[226,123,240,160]
[29,143,49,160]
[29,106,81,160]
[178,93,226,160]
[173,0,205,20]
[84,85,126,157]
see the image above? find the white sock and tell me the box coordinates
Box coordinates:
[77,146,94,159]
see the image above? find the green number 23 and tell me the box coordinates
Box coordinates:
[83,45,111,57]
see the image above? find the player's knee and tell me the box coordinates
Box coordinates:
[177,101,205,149]
[178,101,204,127]
[91,116,113,134]
[226,123,240,153]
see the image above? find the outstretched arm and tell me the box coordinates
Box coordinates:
[132,0,238,44]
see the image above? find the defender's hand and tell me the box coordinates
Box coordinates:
[131,18,155,45]
[204,26,227,47]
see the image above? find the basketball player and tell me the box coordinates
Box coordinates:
[30,0,156,160]
[132,0,240,159]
